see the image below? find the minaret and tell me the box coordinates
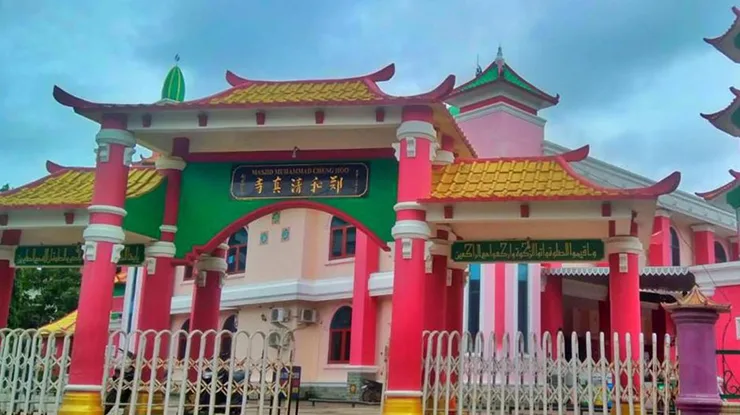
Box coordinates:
[446,47,559,157]
[160,55,186,103]
[701,7,740,137]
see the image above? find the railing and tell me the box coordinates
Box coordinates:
[717,349,740,400]
[0,329,295,415]
[422,331,679,415]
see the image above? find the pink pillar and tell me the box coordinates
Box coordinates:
[0,230,20,328]
[188,245,227,375]
[136,152,186,381]
[59,115,136,414]
[349,231,380,367]
[692,224,715,265]
[384,105,435,413]
[649,210,672,266]
[607,236,643,397]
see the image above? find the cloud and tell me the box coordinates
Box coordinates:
[0,0,737,197]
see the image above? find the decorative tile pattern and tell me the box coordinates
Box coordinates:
[430,159,625,200]
[281,227,290,242]
[271,211,281,224]
[260,231,269,245]
[209,81,380,105]
[0,168,163,208]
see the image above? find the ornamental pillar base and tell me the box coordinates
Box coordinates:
[134,390,165,415]
[383,395,422,415]
[58,390,103,415]
[610,402,641,415]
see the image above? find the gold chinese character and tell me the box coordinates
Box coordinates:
[273,176,282,194]
[254,177,264,194]
[310,177,323,194]
[329,175,343,194]
[291,177,304,194]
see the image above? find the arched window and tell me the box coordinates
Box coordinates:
[227,227,248,274]
[220,315,238,358]
[177,319,190,360]
[329,217,356,260]
[670,227,681,266]
[328,306,352,363]
[715,241,728,263]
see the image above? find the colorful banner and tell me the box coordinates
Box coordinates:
[230,163,369,200]
[14,244,146,267]
[450,239,605,263]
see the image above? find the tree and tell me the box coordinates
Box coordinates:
[8,268,81,329]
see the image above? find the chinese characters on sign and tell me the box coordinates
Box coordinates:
[450,239,605,263]
[14,244,146,267]
[230,163,369,200]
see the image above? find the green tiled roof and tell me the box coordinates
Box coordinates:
[458,64,534,94]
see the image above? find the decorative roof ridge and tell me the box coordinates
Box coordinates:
[54,68,456,110]
[663,285,731,313]
[0,167,71,199]
[447,57,559,104]
[695,169,740,200]
[553,153,681,199]
[700,87,740,124]
[704,6,740,46]
[225,63,396,87]
[454,145,589,165]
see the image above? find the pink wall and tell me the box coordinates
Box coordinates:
[457,110,544,158]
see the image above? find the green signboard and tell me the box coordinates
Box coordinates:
[230,163,369,200]
[450,239,605,263]
[14,244,146,268]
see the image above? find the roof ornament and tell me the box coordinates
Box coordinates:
[495,44,505,74]
[160,54,186,103]
[475,54,482,76]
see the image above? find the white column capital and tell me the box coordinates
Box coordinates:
[159,225,178,235]
[195,253,228,288]
[0,245,16,264]
[88,205,127,217]
[432,150,455,166]
[391,220,431,240]
[96,128,136,148]
[83,224,125,244]
[393,202,426,212]
[606,236,643,256]
[396,120,436,142]
[155,155,187,171]
[691,224,715,234]
[146,241,176,258]
[654,209,672,218]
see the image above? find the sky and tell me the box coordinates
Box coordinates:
[0,0,738,193]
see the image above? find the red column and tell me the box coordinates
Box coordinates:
[446,268,465,335]
[59,116,136,415]
[692,224,715,265]
[424,231,449,332]
[188,245,227,375]
[0,230,20,328]
[649,210,672,266]
[540,263,563,338]
[136,154,186,381]
[384,106,436,414]
[607,235,643,402]
[349,231,380,367]
[730,236,739,261]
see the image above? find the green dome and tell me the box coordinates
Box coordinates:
[161,65,185,102]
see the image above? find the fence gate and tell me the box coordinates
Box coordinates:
[422,331,679,415]
[0,329,295,415]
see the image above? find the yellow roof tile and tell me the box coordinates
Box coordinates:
[39,310,77,334]
[0,167,163,209]
[209,80,380,105]
[427,155,677,202]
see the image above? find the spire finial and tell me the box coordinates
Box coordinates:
[475,54,482,76]
[174,54,181,65]
[496,45,504,62]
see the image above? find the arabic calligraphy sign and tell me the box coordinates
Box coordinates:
[230,163,369,200]
[14,244,146,267]
[450,239,605,263]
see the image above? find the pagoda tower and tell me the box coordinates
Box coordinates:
[701,7,740,136]
[445,47,559,157]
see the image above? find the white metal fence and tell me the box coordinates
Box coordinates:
[422,331,679,415]
[0,329,295,415]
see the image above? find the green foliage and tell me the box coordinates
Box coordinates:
[0,183,9,192]
[8,268,81,329]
